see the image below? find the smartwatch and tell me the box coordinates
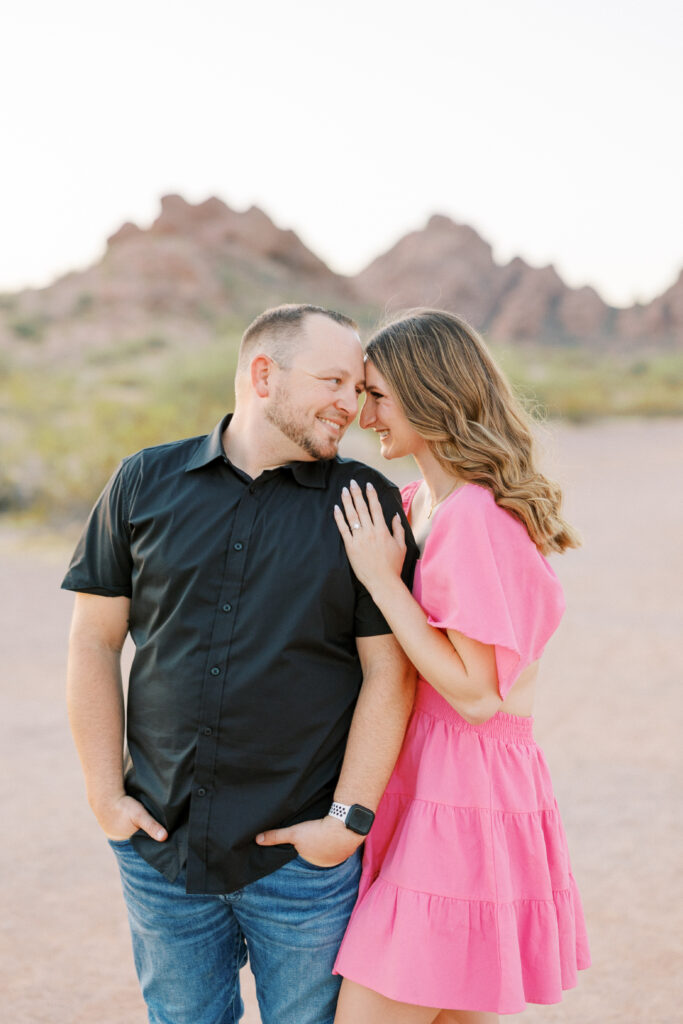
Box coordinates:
[327,801,375,836]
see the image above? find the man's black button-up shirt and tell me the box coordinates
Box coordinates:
[62,415,417,894]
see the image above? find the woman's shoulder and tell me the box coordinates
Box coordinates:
[420,481,564,696]
[438,481,519,527]
[430,482,538,556]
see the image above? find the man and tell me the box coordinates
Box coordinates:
[63,304,418,1024]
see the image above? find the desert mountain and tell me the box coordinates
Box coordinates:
[1,197,681,362]
[0,195,355,362]
[354,214,620,344]
[616,269,683,342]
[355,214,683,347]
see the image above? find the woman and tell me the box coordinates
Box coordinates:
[332,310,590,1023]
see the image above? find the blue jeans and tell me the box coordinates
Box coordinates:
[108,839,361,1024]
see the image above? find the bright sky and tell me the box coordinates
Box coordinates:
[1,0,681,307]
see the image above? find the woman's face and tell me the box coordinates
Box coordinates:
[360,361,423,460]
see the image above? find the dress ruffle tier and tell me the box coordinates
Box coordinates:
[333,682,590,1014]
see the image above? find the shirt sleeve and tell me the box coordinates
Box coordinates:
[353,477,419,638]
[418,484,565,698]
[61,460,134,597]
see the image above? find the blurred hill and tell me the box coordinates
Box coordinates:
[1,195,682,519]
[0,195,360,365]
[1,195,682,361]
[356,214,683,348]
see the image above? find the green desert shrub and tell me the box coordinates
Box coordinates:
[10,315,47,341]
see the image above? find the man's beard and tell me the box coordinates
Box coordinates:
[265,390,339,461]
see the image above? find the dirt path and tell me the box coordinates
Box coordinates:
[1,420,681,1023]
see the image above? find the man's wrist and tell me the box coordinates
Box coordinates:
[327,801,375,836]
[88,785,127,815]
[322,816,365,856]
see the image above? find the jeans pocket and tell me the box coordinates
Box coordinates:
[107,837,134,849]
[295,853,348,871]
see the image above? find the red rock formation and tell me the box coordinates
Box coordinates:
[106,221,143,246]
[144,194,332,277]
[2,199,681,359]
[0,195,353,360]
[558,285,613,337]
[354,215,511,328]
[617,270,683,343]
[353,214,616,344]
[97,195,350,316]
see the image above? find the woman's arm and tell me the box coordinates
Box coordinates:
[335,480,502,724]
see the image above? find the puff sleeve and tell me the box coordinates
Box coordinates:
[415,483,565,699]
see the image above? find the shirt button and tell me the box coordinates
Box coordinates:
[203,726,213,736]
[222,603,232,613]
[197,787,207,797]
[210,666,220,676]
[233,542,243,551]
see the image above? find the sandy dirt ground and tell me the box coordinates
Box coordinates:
[1,419,682,1024]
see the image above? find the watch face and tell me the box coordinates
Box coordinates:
[346,804,375,836]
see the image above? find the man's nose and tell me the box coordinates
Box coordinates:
[359,395,375,428]
[336,382,360,416]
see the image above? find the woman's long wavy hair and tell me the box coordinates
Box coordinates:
[365,309,580,554]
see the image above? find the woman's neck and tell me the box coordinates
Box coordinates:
[413,449,462,507]
[408,449,464,553]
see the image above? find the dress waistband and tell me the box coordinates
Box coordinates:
[414,678,535,744]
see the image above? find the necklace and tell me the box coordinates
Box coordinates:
[426,481,460,519]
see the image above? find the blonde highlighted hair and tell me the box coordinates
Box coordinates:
[365,309,580,554]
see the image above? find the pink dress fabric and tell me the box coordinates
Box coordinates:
[333,482,590,1014]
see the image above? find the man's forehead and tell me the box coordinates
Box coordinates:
[301,312,361,346]
[297,316,363,368]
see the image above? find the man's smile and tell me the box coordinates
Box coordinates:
[317,416,345,435]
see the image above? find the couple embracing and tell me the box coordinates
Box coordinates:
[63,303,590,1024]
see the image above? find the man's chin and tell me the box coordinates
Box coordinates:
[311,442,339,462]
[293,436,339,462]
[311,430,344,460]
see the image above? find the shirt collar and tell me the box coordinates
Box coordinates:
[287,459,328,489]
[184,415,230,472]
[185,414,330,489]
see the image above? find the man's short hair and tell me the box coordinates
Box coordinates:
[238,304,358,372]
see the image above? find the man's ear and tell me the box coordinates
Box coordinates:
[251,355,274,397]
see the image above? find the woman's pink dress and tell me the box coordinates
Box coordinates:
[333,482,590,1014]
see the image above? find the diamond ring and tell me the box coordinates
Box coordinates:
[352,522,361,530]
